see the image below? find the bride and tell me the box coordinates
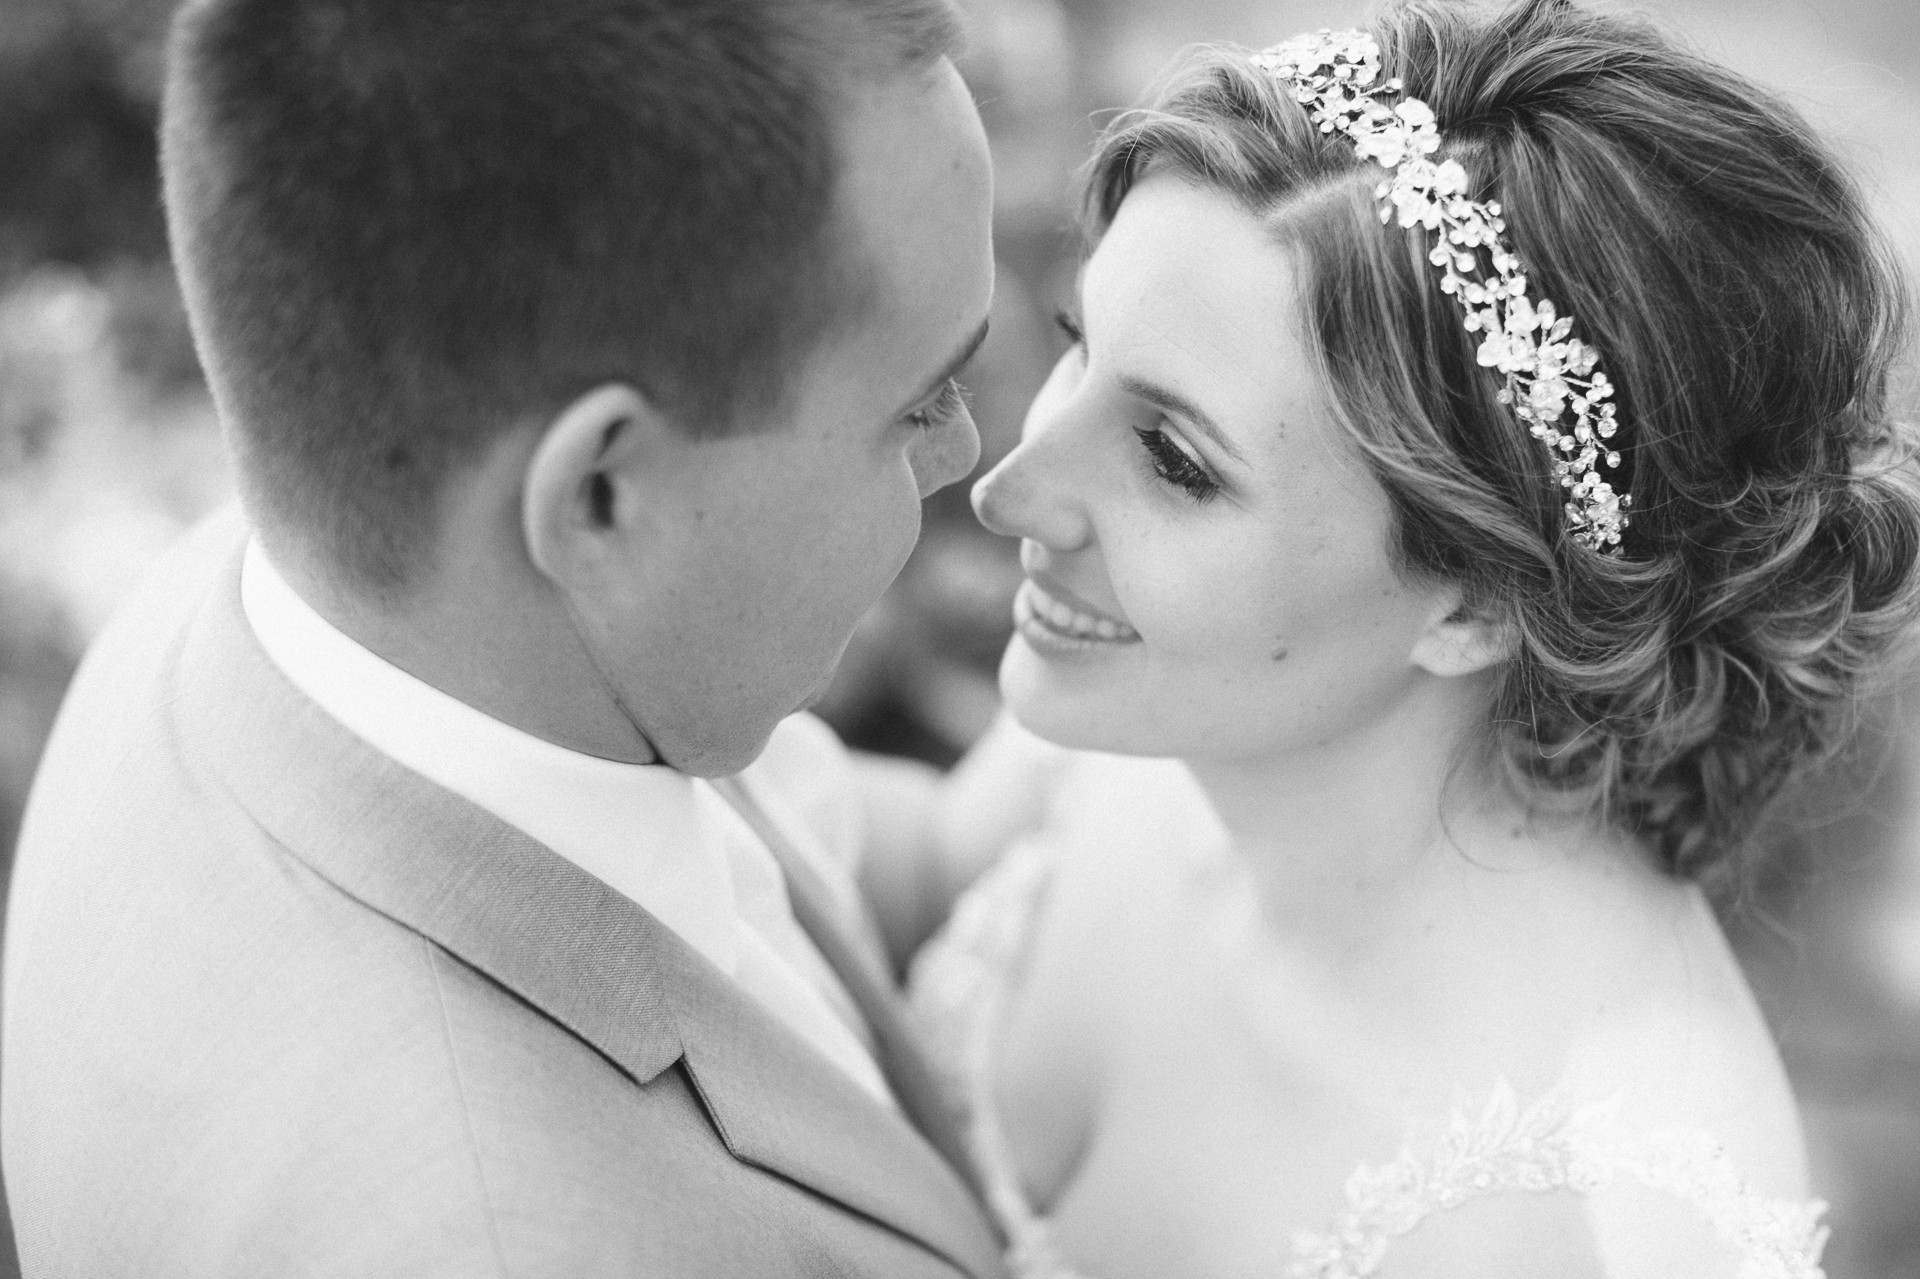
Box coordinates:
[867,0,1920,1275]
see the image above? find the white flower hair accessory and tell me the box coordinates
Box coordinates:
[1252,29,1630,553]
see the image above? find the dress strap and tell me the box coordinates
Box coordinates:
[909,843,1095,1278]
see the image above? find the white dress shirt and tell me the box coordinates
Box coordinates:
[239,540,894,1107]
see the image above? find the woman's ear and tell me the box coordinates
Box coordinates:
[521,383,665,589]
[1410,588,1512,678]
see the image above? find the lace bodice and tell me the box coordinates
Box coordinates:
[907,836,1830,1279]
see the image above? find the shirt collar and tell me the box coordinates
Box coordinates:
[238,538,740,976]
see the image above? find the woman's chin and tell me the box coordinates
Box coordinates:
[998,635,1162,756]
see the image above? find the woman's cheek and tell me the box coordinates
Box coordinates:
[1121,553,1251,655]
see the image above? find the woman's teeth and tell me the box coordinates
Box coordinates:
[1018,581,1140,643]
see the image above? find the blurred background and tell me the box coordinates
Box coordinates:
[2,0,1919,1273]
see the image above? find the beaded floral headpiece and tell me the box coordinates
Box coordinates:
[1252,29,1629,553]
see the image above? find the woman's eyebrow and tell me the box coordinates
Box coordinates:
[1117,373,1247,465]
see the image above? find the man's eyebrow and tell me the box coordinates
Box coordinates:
[1117,373,1247,465]
[903,318,991,411]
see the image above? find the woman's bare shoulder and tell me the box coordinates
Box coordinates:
[1558,882,1812,1198]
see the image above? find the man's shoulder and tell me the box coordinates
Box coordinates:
[3,888,976,1278]
[2,870,832,1277]
[18,505,246,819]
[8,505,250,941]
[68,503,247,694]
[2,755,815,1276]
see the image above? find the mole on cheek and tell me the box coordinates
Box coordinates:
[1271,645,1290,662]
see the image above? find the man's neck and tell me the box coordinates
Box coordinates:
[261,530,658,765]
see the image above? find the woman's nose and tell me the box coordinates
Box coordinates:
[971,428,1092,552]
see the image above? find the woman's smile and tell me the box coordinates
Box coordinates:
[1014,577,1142,652]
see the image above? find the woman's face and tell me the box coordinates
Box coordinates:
[972,177,1461,763]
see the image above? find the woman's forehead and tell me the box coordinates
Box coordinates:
[1084,179,1322,448]
[1088,182,1294,338]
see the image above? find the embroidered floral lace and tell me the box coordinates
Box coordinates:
[906,844,1830,1279]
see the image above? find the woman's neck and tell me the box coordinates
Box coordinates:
[1183,670,1524,951]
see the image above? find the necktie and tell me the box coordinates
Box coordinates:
[712,775,981,1199]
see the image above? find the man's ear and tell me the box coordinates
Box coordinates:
[1410,588,1512,678]
[521,382,671,590]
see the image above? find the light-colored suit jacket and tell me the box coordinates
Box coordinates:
[1,512,1008,1279]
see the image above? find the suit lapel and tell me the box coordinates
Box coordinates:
[712,775,982,1199]
[668,978,1000,1279]
[173,532,1005,1279]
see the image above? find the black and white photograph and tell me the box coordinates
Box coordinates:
[2,0,1919,1274]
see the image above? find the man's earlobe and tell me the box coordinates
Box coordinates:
[1411,593,1512,678]
[522,383,658,587]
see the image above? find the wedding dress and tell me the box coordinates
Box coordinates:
[906,759,1831,1279]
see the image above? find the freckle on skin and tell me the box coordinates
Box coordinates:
[1271,646,1289,662]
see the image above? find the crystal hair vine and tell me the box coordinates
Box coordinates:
[1252,29,1630,553]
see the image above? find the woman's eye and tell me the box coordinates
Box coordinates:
[1054,309,1085,348]
[907,378,970,430]
[1134,426,1220,502]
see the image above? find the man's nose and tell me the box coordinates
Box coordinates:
[912,406,983,499]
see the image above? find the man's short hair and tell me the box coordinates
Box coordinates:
[162,0,962,592]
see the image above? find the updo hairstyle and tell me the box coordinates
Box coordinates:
[1088,0,1920,890]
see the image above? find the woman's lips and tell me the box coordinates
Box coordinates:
[1014,578,1141,648]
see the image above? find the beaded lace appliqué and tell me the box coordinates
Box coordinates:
[1287,1079,1830,1279]
[909,851,1830,1279]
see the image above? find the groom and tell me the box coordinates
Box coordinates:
[1,0,1000,1275]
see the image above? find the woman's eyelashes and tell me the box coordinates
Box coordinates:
[1056,306,1220,502]
[907,378,970,430]
[1135,426,1221,502]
